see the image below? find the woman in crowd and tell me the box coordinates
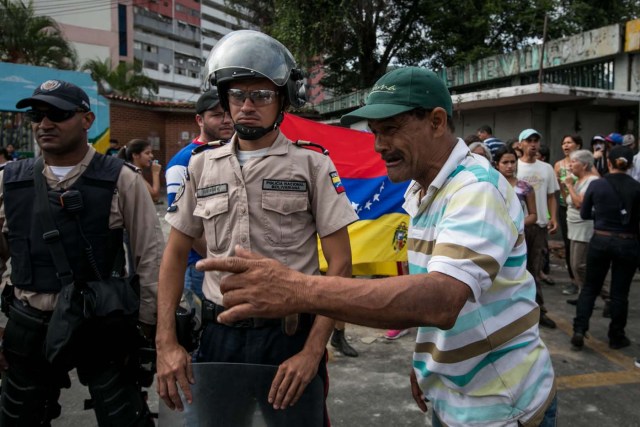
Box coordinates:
[495,146,537,227]
[468,141,493,164]
[562,150,598,298]
[571,146,640,351]
[554,135,583,294]
[118,139,162,203]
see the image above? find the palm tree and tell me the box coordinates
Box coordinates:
[81,58,159,99]
[0,0,77,69]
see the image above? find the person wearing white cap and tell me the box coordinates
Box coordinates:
[517,128,559,329]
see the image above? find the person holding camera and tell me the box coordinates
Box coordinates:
[0,80,164,426]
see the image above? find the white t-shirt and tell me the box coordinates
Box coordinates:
[49,165,75,181]
[236,147,269,167]
[629,153,640,182]
[517,160,559,227]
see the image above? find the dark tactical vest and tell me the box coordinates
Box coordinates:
[3,153,125,293]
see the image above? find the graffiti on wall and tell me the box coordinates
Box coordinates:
[439,24,622,87]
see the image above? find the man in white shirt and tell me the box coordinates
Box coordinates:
[517,128,559,329]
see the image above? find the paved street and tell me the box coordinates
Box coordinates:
[10,202,638,426]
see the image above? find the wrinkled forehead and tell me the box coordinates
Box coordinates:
[368,110,416,127]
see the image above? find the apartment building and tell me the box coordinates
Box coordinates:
[32,0,253,101]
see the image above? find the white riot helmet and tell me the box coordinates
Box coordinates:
[205,30,305,109]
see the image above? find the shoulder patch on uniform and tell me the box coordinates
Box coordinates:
[192,140,227,155]
[262,179,308,192]
[173,181,186,205]
[197,183,228,198]
[123,162,140,173]
[329,171,345,194]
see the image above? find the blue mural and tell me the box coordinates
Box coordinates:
[0,62,110,149]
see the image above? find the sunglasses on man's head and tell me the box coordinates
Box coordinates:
[25,108,86,123]
[227,89,277,106]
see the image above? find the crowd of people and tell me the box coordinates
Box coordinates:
[467,126,640,359]
[0,27,638,427]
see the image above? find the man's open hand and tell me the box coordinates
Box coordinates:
[195,246,307,324]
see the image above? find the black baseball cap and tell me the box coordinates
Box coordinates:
[196,87,221,114]
[16,79,91,111]
[609,145,633,165]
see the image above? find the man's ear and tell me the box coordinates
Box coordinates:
[430,108,448,136]
[83,111,96,131]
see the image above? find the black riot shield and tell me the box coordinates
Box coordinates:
[158,362,324,427]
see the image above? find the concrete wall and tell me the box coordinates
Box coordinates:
[455,106,532,145]
[454,104,619,163]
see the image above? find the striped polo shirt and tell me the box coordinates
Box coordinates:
[403,139,555,427]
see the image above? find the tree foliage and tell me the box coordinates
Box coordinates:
[81,58,158,99]
[226,0,639,94]
[0,0,77,69]
[551,0,640,37]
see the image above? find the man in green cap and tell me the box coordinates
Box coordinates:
[196,66,557,427]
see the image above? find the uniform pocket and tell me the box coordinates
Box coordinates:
[193,195,231,252]
[261,192,309,246]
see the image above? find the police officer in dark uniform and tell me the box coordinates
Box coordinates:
[0,80,164,426]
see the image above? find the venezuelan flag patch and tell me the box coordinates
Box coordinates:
[330,171,345,194]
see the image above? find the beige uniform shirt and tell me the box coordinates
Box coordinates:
[0,146,163,324]
[166,132,358,304]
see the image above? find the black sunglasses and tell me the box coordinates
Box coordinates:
[25,109,86,123]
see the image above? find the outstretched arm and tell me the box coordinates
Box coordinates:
[198,246,471,330]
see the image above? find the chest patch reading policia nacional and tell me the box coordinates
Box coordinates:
[262,179,308,192]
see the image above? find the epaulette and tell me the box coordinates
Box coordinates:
[293,140,330,156]
[123,161,141,173]
[192,140,227,155]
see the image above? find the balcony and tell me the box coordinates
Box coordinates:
[133,14,200,45]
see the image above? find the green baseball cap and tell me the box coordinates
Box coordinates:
[341,67,453,126]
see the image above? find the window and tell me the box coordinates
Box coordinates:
[143,60,158,70]
[118,4,127,56]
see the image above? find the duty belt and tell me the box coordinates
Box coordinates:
[202,300,281,329]
[8,299,52,329]
[594,229,638,240]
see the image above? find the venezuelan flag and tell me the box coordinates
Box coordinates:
[281,114,410,276]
